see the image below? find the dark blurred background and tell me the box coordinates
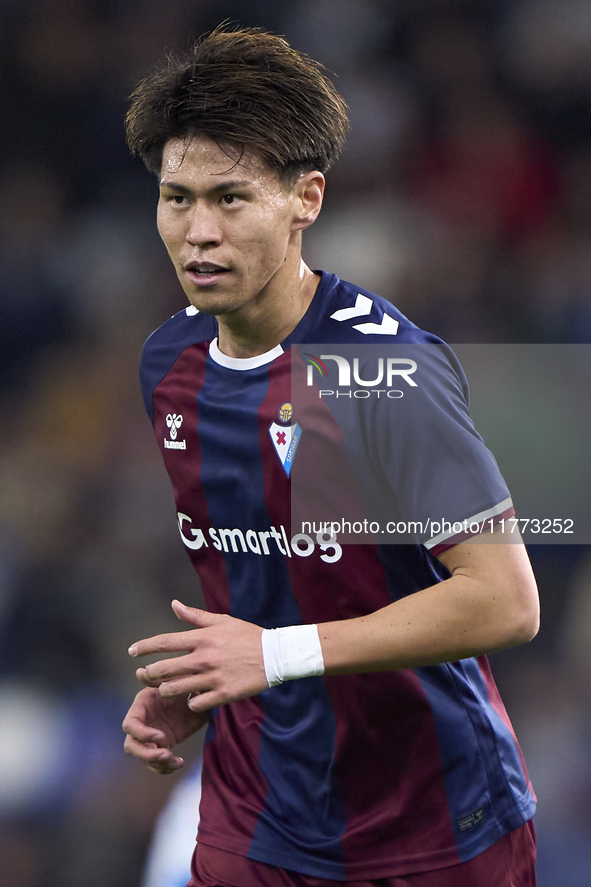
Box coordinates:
[1,1,590,885]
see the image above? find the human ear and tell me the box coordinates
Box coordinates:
[291,171,325,232]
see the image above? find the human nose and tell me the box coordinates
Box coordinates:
[186,203,222,248]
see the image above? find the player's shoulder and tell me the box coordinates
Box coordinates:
[292,271,468,399]
[142,305,216,358]
[141,305,216,374]
[294,272,444,346]
[140,306,216,419]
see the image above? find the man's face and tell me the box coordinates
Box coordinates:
[157,136,299,318]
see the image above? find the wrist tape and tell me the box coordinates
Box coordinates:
[261,624,325,687]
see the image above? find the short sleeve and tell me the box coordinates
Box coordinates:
[309,343,514,552]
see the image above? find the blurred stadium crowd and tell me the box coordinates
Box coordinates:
[1,1,590,885]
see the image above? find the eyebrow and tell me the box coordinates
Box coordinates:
[159,179,253,195]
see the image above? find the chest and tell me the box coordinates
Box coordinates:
[152,347,297,523]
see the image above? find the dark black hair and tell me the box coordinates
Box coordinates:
[125,26,350,183]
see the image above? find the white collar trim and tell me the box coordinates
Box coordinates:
[209,337,284,370]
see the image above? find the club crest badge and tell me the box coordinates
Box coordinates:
[269,402,302,477]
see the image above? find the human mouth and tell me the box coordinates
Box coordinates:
[184,261,231,287]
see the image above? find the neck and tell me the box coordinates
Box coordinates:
[216,260,319,359]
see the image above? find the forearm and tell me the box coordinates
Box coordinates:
[129,542,539,712]
[319,576,526,674]
[319,542,539,674]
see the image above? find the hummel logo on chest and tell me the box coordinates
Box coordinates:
[164,413,187,450]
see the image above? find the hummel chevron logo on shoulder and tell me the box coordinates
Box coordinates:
[352,314,399,335]
[330,294,399,335]
[330,294,373,321]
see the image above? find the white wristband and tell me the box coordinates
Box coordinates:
[261,624,325,688]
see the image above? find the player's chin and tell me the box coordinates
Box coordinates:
[186,296,242,317]
[191,303,229,316]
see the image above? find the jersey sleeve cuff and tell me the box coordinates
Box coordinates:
[424,497,515,556]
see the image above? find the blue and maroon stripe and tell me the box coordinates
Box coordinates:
[193,351,349,876]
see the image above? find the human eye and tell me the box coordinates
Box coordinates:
[220,190,248,206]
[168,193,190,206]
[159,188,189,206]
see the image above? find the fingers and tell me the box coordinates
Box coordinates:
[171,599,216,627]
[130,667,225,710]
[186,690,219,714]
[129,660,219,705]
[128,605,227,661]
[128,630,197,659]
[128,605,221,658]
[138,653,205,685]
[121,711,167,745]
[146,759,184,775]
[150,672,216,701]
[135,667,164,688]
[122,702,184,774]
[123,734,184,774]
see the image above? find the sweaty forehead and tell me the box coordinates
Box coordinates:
[161,135,276,184]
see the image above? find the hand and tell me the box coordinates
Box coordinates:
[128,600,268,714]
[122,685,208,774]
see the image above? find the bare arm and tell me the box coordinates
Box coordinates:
[319,538,539,673]
[128,535,539,715]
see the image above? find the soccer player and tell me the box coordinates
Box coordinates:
[122,27,539,887]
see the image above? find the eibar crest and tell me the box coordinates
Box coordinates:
[164,412,186,450]
[269,403,302,476]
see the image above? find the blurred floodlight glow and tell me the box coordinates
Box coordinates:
[0,681,70,812]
